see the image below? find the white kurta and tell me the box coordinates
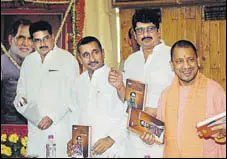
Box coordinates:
[72,65,127,158]
[123,41,174,158]
[15,46,80,158]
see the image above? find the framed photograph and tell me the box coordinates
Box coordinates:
[112,0,226,8]
[1,3,67,51]
[1,2,67,125]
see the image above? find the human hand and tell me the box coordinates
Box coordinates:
[67,139,73,157]
[91,136,115,155]
[140,132,155,145]
[13,94,27,107]
[211,123,226,142]
[108,68,124,90]
[144,107,157,117]
[38,116,53,130]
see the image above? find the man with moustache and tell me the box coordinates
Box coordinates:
[153,40,226,158]
[67,36,126,158]
[108,9,174,157]
[14,20,80,157]
[1,19,33,124]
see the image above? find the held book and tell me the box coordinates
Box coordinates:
[127,107,165,144]
[72,125,92,158]
[196,112,226,138]
[125,78,148,113]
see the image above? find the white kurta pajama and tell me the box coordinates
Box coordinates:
[15,46,80,158]
[72,65,127,158]
[123,40,174,158]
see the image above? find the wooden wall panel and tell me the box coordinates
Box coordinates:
[219,21,226,88]
[119,9,135,64]
[120,6,226,90]
[160,8,178,45]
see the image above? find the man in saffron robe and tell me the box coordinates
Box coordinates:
[148,40,226,158]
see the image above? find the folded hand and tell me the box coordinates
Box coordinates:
[38,116,53,130]
[140,132,155,145]
[211,123,226,143]
[92,136,115,155]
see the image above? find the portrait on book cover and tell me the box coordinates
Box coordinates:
[128,108,165,144]
[125,79,147,113]
[72,125,91,158]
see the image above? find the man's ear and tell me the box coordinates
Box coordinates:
[8,35,13,46]
[134,32,137,41]
[128,39,132,47]
[77,55,83,64]
[197,57,202,69]
[158,27,161,39]
[170,60,174,72]
[102,49,105,57]
[50,33,55,43]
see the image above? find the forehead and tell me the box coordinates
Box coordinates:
[80,41,100,52]
[173,47,197,59]
[16,25,30,36]
[136,22,155,28]
[33,30,49,38]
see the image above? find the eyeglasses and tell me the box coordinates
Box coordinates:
[33,35,51,44]
[135,26,157,35]
[15,36,32,44]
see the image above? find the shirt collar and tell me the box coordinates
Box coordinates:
[85,64,107,80]
[153,40,165,51]
[41,45,58,62]
[139,40,166,57]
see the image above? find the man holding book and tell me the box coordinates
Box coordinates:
[108,9,174,157]
[154,40,226,158]
[67,36,127,157]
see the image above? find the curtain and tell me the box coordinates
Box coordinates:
[83,0,118,68]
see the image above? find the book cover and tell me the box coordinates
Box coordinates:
[72,125,92,158]
[125,78,148,113]
[127,107,165,144]
[196,112,226,138]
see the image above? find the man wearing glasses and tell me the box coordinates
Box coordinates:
[1,19,33,124]
[108,9,174,157]
[14,20,80,157]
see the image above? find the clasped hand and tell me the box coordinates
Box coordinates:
[140,132,156,145]
[38,116,53,130]
[211,123,226,143]
[91,136,115,156]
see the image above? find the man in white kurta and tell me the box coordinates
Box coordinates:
[109,9,174,158]
[123,41,174,158]
[68,36,127,158]
[14,21,80,157]
[73,64,126,157]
